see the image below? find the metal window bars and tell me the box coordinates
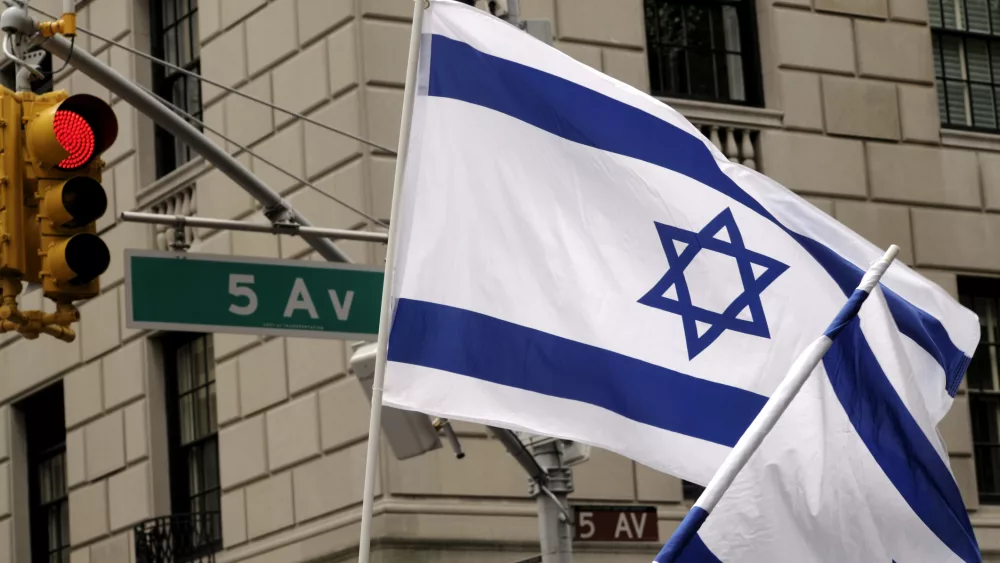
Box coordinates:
[133,512,222,563]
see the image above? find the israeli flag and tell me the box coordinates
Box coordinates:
[381,2,981,561]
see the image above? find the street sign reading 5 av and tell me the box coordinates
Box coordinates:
[573,505,658,542]
[125,250,384,339]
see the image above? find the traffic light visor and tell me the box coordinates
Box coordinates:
[27,94,118,171]
[44,177,108,229]
[48,233,110,284]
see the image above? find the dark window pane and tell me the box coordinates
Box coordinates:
[178,16,192,67]
[934,35,945,78]
[164,334,223,549]
[23,383,69,562]
[180,393,194,444]
[177,343,193,393]
[943,0,961,29]
[684,5,712,49]
[163,0,175,25]
[942,35,965,78]
[152,0,203,177]
[931,0,944,27]
[190,14,201,60]
[195,387,209,440]
[937,81,950,123]
[189,445,205,495]
[968,38,993,81]
[932,1,1000,131]
[960,277,1000,504]
[687,49,716,99]
[682,479,705,501]
[945,79,969,125]
[204,441,219,489]
[644,0,758,105]
[209,383,218,433]
[969,0,992,32]
[205,490,220,514]
[971,82,997,127]
[188,77,203,120]
[193,337,207,387]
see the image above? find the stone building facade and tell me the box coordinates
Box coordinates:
[0,0,998,561]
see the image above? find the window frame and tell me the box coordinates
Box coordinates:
[22,383,69,563]
[959,276,1000,504]
[161,332,222,551]
[149,0,203,178]
[644,0,764,107]
[930,0,1000,132]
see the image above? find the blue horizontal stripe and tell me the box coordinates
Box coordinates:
[425,33,970,396]
[387,298,767,448]
[824,320,979,563]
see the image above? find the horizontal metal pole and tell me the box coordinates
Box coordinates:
[120,211,389,243]
[488,426,545,482]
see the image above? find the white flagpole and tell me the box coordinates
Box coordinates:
[653,244,900,563]
[357,0,426,561]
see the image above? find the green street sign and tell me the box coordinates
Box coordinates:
[125,250,384,339]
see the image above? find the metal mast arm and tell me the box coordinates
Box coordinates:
[40,34,354,263]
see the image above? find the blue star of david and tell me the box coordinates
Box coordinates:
[638,208,789,360]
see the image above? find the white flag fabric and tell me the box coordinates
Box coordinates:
[381,2,981,561]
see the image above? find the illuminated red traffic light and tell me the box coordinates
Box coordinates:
[53,110,95,170]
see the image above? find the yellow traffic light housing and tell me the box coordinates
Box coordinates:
[0,90,119,341]
[25,94,116,171]
[23,92,117,303]
[0,88,25,277]
[40,177,111,285]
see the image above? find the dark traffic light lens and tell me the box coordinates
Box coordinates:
[63,233,110,284]
[60,177,108,228]
[54,109,96,169]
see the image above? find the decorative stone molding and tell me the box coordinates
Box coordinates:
[659,98,783,171]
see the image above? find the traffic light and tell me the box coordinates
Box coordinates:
[21,91,117,304]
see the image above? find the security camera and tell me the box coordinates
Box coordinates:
[0,4,35,36]
[349,342,442,460]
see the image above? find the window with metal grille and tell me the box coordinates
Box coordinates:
[959,277,1000,503]
[22,383,69,563]
[930,0,1000,131]
[644,0,762,105]
[163,333,221,550]
[150,0,202,177]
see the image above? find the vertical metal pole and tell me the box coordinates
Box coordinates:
[357,1,426,561]
[530,441,574,563]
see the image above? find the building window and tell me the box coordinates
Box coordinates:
[163,333,221,550]
[930,0,1000,131]
[21,383,69,563]
[682,480,705,503]
[959,277,1000,503]
[150,0,202,178]
[644,0,762,105]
